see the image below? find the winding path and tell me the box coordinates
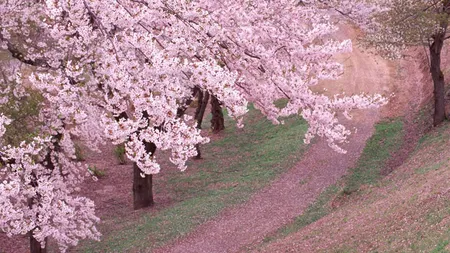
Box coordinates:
[155,25,398,253]
[155,111,379,253]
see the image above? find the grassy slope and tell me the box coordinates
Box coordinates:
[262,122,450,252]
[81,106,309,252]
[259,118,404,246]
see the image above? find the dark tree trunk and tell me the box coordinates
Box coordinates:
[196,91,210,129]
[429,11,449,126]
[177,88,197,118]
[114,111,129,121]
[115,111,159,209]
[210,95,225,133]
[194,91,210,159]
[116,111,156,210]
[133,141,156,210]
[194,88,204,121]
[30,234,47,253]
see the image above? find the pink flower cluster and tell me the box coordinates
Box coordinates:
[0,0,387,251]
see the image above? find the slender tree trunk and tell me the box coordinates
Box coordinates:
[194,88,204,121]
[196,91,210,129]
[194,146,201,160]
[210,95,225,133]
[194,91,210,159]
[133,141,156,210]
[30,234,47,253]
[115,111,155,210]
[429,13,449,126]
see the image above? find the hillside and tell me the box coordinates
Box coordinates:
[257,120,450,253]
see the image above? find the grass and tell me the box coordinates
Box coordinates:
[343,118,403,194]
[259,121,450,252]
[401,199,450,253]
[415,158,449,175]
[114,144,127,165]
[418,122,450,148]
[1,87,43,146]
[431,240,449,253]
[81,105,309,252]
[259,118,405,246]
[75,143,86,161]
[88,165,106,178]
[343,122,450,253]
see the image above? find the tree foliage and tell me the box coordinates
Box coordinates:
[325,0,450,125]
[0,0,386,251]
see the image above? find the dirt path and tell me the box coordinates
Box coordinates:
[155,110,379,253]
[255,56,432,253]
[154,24,399,253]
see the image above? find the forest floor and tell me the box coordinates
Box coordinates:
[0,24,429,253]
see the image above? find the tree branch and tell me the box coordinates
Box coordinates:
[0,34,53,68]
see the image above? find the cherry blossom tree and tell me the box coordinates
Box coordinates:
[1,1,387,251]
[322,0,450,126]
[184,0,386,151]
[0,59,102,252]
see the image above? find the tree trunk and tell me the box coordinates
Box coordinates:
[196,91,210,129]
[194,88,204,121]
[429,14,448,126]
[133,141,156,210]
[177,88,197,118]
[28,134,62,253]
[194,91,210,159]
[30,234,47,253]
[210,95,225,133]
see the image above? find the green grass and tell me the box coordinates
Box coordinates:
[114,143,127,165]
[418,123,450,148]
[75,143,86,161]
[81,105,309,252]
[1,87,43,146]
[415,158,449,175]
[334,246,358,253]
[431,240,450,253]
[407,202,450,253]
[88,165,106,178]
[343,118,404,194]
[259,118,405,246]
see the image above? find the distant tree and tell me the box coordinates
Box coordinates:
[324,0,450,125]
